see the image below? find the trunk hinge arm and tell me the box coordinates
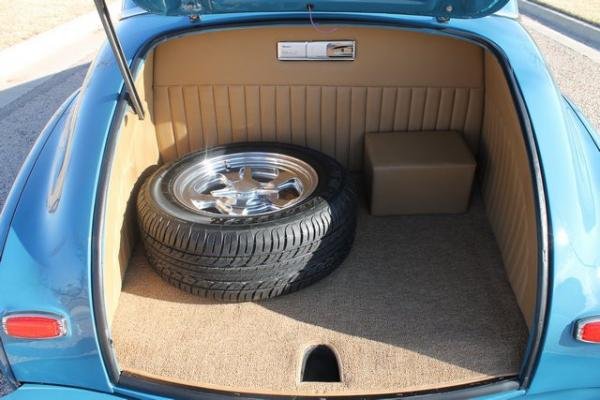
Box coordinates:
[93,0,145,119]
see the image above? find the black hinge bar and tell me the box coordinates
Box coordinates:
[93,0,145,119]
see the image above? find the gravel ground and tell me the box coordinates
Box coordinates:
[532,0,600,26]
[0,374,9,396]
[0,0,95,50]
[0,15,599,397]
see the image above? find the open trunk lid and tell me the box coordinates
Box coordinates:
[97,0,512,119]
[129,0,510,18]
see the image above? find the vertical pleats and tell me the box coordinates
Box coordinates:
[349,87,367,170]
[245,86,261,142]
[260,86,276,141]
[408,88,427,131]
[276,86,292,144]
[336,87,352,167]
[379,88,397,132]
[154,86,177,162]
[422,88,441,131]
[229,86,247,142]
[464,88,485,150]
[168,86,189,157]
[290,86,306,146]
[481,103,537,326]
[154,85,484,168]
[198,86,218,148]
[305,86,321,151]
[182,86,203,152]
[320,87,337,159]
[365,87,382,133]
[450,88,469,132]
[393,88,411,132]
[436,88,455,131]
[479,53,538,327]
[214,86,232,145]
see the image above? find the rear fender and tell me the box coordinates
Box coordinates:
[0,91,79,260]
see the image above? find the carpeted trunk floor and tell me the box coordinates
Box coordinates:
[111,189,528,396]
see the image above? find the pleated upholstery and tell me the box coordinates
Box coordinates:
[151,26,485,168]
[479,52,538,327]
[147,27,536,326]
[104,26,540,354]
[154,85,483,169]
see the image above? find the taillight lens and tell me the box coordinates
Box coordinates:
[2,314,67,339]
[575,318,600,343]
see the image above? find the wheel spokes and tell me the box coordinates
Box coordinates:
[189,169,302,213]
[221,171,241,184]
[188,193,218,209]
[171,152,318,216]
[269,196,293,210]
[240,166,253,181]
[210,187,238,197]
[265,170,297,189]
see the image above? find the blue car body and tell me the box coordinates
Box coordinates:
[0,0,599,398]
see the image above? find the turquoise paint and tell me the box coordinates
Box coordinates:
[0,6,599,400]
[131,0,510,18]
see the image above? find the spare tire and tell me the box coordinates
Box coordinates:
[136,142,357,301]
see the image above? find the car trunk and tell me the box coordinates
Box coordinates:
[99,25,539,396]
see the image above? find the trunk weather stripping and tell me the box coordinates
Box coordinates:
[93,0,145,119]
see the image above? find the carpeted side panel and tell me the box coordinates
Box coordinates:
[111,190,528,396]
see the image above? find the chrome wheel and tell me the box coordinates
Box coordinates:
[171,151,319,216]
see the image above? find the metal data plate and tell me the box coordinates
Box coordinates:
[277,41,355,61]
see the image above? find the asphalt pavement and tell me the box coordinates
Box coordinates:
[0,64,89,208]
[520,14,600,130]
[0,10,599,396]
[529,29,600,130]
[0,375,8,397]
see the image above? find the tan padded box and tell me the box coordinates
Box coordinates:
[365,131,476,216]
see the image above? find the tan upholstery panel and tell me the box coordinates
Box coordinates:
[154,85,483,168]
[102,27,537,395]
[479,52,538,327]
[152,27,485,167]
[154,27,483,87]
[103,51,160,325]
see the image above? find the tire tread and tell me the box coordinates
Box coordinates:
[136,144,357,301]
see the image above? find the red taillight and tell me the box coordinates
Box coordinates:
[575,318,600,343]
[2,314,67,339]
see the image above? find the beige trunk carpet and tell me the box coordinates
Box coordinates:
[111,190,528,396]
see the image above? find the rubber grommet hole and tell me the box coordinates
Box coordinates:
[301,345,341,382]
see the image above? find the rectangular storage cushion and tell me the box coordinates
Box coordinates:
[365,131,476,215]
